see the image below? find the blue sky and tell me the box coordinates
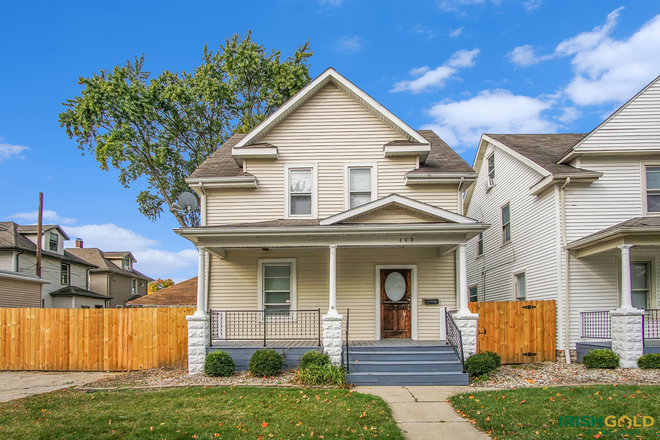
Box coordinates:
[2,0,659,281]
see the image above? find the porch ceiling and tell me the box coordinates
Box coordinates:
[569,233,660,258]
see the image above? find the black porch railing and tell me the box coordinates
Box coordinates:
[209,309,321,347]
[580,311,612,339]
[344,309,350,373]
[445,309,465,371]
[644,309,660,340]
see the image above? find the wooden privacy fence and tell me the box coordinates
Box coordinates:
[468,300,556,364]
[0,307,195,371]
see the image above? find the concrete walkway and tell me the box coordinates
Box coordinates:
[0,372,113,402]
[353,385,493,439]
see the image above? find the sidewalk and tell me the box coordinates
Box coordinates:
[353,385,494,439]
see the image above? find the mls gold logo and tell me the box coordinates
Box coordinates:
[604,415,655,428]
[559,415,655,428]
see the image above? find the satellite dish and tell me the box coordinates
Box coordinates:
[175,192,199,213]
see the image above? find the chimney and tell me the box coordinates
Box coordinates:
[75,238,84,248]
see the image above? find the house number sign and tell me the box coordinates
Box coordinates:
[399,237,414,243]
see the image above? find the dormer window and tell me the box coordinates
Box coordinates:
[285,165,317,218]
[49,233,58,252]
[123,256,131,271]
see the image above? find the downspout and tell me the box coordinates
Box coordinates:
[560,177,571,364]
[199,182,207,227]
[458,177,465,215]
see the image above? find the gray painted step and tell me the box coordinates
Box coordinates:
[347,351,458,362]
[349,360,462,373]
[348,371,469,386]
[347,345,451,353]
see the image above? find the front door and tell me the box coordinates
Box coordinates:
[380,268,412,339]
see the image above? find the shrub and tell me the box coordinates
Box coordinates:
[637,353,660,369]
[300,351,330,370]
[465,353,497,377]
[582,349,619,369]
[249,348,283,377]
[481,351,502,368]
[204,351,235,377]
[297,364,346,387]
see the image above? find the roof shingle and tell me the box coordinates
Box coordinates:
[127,277,197,306]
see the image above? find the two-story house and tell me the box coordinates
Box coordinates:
[0,222,108,308]
[176,68,487,384]
[464,74,660,367]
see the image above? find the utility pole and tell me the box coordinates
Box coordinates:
[35,192,43,278]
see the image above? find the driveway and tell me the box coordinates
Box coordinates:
[0,371,113,402]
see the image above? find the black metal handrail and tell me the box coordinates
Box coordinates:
[344,308,350,373]
[580,311,612,339]
[445,309,465,371]
[644,309,660,340]
[209,309,321,347]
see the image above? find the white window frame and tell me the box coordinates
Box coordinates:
[131,278,137,295]
[257,258,297,312]
[501,202,511,245]
[469,284,478,303]
[49,233,59,252]
[513,270,526,301]
[284,164,318,219]
[476,232,484,257]
[642,162,660,216]
[60,263,70,285]
[344,163,378,210]
[487,153,495,181]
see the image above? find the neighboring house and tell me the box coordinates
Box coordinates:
[176,68,487,384]
[127,277,197,307]
[0,222,105,308]
[68,244,152,308]
[464,74,660,364]
[0,269,50,308]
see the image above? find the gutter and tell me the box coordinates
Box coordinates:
[560,178,571,364]
[529,172,602,196]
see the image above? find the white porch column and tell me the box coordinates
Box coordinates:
[187,245,210,375]
[610,244,644,368]
[322,244,343,365]
[452,242,479,358]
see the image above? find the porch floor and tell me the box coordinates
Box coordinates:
[210,339,447,348]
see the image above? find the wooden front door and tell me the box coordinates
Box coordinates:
[380,269,412,339]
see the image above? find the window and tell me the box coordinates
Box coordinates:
[501,203,511,244]
[131,279,137,295]
[60,263,70,285]
[487,154,495,181]
[94,305,104,309]
[469,286,478,303]
[80,306,90,309]
[123,256,131,271]
[477,233,484,256]
[631,262,650,309]
[348,167,373,209]
[259,259,296,315]
[515,272,526,301]
[288,167,314,217]
[645,166,660,213]
[49,233,58,251]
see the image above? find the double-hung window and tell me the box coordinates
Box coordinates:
[348,167,373,209]
[131,279,137,295]
[487,154,495,182]
[287,166,316,217]
[49,233,58,252]
[61,263,70,285]
[469,286,478,303]
[645,166,660,213]
[501,203,511,244]
[123,256,131,271]
[477,232,484,257]
[259,259,297,316]
[631,262,650,309]
[515,272,526,301]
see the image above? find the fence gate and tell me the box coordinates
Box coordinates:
[468,300,556,364]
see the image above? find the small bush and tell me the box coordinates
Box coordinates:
[582,349,619,369]
[638,353,660,369]
[297,364,346,387]
[249,348,283,377]
[465,353,497,377]
[300,351,330,370]
[481,351,502,368]
[204,351,235,377]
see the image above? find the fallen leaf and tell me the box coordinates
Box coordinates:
[262,422,268,428]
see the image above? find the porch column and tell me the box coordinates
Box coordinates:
[322,244,343,365]
[610,244,644,368]
[187,245,210,375]
[452,242,479,358]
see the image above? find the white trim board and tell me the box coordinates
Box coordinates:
[375,265,418,341]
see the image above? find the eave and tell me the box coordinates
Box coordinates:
[528,172,603,195]
[231,145,278,166]
[383,143,431,163]
[566,227,660,258]
[186,176,258,192]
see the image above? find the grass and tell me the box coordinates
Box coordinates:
[450,385,660,439]
[0,386,404,439]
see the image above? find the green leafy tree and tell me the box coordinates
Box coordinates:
[148,278,175,294]
[60,31,312,227]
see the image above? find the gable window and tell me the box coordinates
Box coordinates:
[487,154,495,182]
[49,233,58,251]
[123,256,131,271]
[259,259,297,316]
[645,166,660,213]
[469,285,478,303]
[477,232,484,257]
[286,165,317,218]
[131,279,137,295]
[501,203,511,244]
[515,272,526,301]
[60,263,70,285]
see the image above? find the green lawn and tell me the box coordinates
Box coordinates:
[0,386,403,439]
[450,385,660,439]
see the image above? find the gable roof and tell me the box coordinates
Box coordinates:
[188,133,249,180]
[66,248,152,281]
[50,285,112,300]
[127,277,197,306]
[408,130,476,175]
[320,194,477,226]
[17,224,70,240]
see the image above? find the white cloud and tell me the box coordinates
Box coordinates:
[0,143,29,163]
[554,7,623,57]
[319,0,341,5]
[334,35,365,53]
[7,210,76,225]
[412,25,438,39]
[556,107,582,124]
[449,27,464,38]
[391,49,480,93]
[439,0,540,12]
[421,89,555,148]
[63,223,197,277]
[506,44,552,67]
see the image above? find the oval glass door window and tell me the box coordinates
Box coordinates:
[384,272,406,301]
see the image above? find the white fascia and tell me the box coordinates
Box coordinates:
[185,176,258,193]
[383,144,430,162]
[231,146,278,166]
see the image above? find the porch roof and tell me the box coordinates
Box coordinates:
[566,217,660,258]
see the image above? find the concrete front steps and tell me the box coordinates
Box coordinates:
[345,344,469,386]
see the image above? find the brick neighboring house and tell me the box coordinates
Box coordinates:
[67,244,152,308]
[127,277,197,307]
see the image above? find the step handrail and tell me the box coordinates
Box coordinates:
[445,309,465,372]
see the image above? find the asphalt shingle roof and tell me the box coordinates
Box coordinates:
[66,248,152,280]
[188,134,251,179]
[127,277,197,306]
[49,285,113,300]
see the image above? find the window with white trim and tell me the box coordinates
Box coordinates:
[477,232,484,257]
[469,285,478,303]
[501,203,511,244]
[487,154,495,180]
[49,233,58,252]
[60,263,70,285]
[131,278,137,295]
[645,166,660,213]
[515,272,526,301]
[123,255,131,271]
[260,261,296,315]
[348,167,372,209]
[287,167,314,217]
